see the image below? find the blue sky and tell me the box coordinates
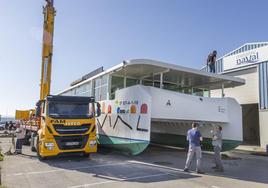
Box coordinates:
[0,0,268,116]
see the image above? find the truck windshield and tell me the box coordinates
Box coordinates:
[48,102,93,119]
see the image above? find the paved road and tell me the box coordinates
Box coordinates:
[0,137,268,188]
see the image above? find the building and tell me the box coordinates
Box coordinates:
[0,116,15,123]
[202,42,268,149]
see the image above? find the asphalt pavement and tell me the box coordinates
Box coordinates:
[0,136,268,188]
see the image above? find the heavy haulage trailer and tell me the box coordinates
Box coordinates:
[15,0,100,159]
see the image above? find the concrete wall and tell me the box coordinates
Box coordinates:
[259,111,268,148]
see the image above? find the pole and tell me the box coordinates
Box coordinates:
[160,72,163,89]
[221,83,225,98]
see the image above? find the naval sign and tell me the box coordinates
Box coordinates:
[236,51,259,65]
[223,46,268,71]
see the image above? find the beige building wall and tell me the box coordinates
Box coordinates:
[259,111,268,148]
[211,69,268,149]
[211,71,259,104]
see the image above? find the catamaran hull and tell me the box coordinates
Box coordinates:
[97,134,149,155]
[97,85,243,155]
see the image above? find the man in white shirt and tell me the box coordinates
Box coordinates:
[15,121,26,154]
[212,126,224,172]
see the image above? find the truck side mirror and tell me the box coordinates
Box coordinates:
[95,102,101,117]
[35,103,41,117]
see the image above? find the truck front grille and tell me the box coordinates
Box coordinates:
[54,135,88,150]
[53,124,90,135]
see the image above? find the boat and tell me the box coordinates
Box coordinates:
[59,59,245,155]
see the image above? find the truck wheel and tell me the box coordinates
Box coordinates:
[30,133,37,152]
[36,136,46,160]
[31,146,36,152]
[23,130,31,145]
[83,153,90,158]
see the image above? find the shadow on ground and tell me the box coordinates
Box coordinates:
[39,146,199,184]
[39,145,268,185]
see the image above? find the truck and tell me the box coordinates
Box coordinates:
[34,95,100,159]
[15,0,100,159]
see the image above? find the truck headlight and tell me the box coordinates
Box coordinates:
[45,142,54,150]
[89,140,96,147]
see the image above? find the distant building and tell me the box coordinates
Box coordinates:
[202,42,268,149]
[0,116,15,123]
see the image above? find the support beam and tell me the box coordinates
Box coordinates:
[221,83,225,98]
[160,73,163,89]
[123,76,127,88]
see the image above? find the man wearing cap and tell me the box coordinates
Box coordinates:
[184,122,205,174]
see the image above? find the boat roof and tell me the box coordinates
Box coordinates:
[60,59,245,93]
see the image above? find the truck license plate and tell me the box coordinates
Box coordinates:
[65,142,79,146]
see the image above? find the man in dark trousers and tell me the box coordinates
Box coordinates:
[5,121,9,131]
[207,50,217,73]
[15,121,26,154]
[8,121,14,131]
[184,122,205,174]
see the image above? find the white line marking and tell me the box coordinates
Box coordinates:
[6,162,126,177]
[127,160,185,173]
[128,160,240,179]
[69,173,170,188]
[70,180,115,188]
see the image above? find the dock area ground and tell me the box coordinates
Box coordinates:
[0,136,268,188]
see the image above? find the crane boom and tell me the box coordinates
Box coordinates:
[40,0,56,100]
[15,0,100,159]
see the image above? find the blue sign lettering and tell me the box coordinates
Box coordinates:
[236,52,259,65]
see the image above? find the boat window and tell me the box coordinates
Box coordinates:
[101,74,109,85]
[74,82,92,97]
[94,87,100,101]
[203,89,210,97]
[142,80,153,86]
[70,89,75,96]
[110,76,124,99]
[182,88,192,94]
[192,88,204,96]
[153,81,160,88]
[126,78,139,87]
[100,84,108,100]
[163,82,181,92]
[94,75,109,101]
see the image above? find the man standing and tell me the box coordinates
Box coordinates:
[184,122,205,174]
[212,126,224,172]
[9,121,14,131]
[207,50,217,73]
[15,121,26,154]
[5,121,9,133]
